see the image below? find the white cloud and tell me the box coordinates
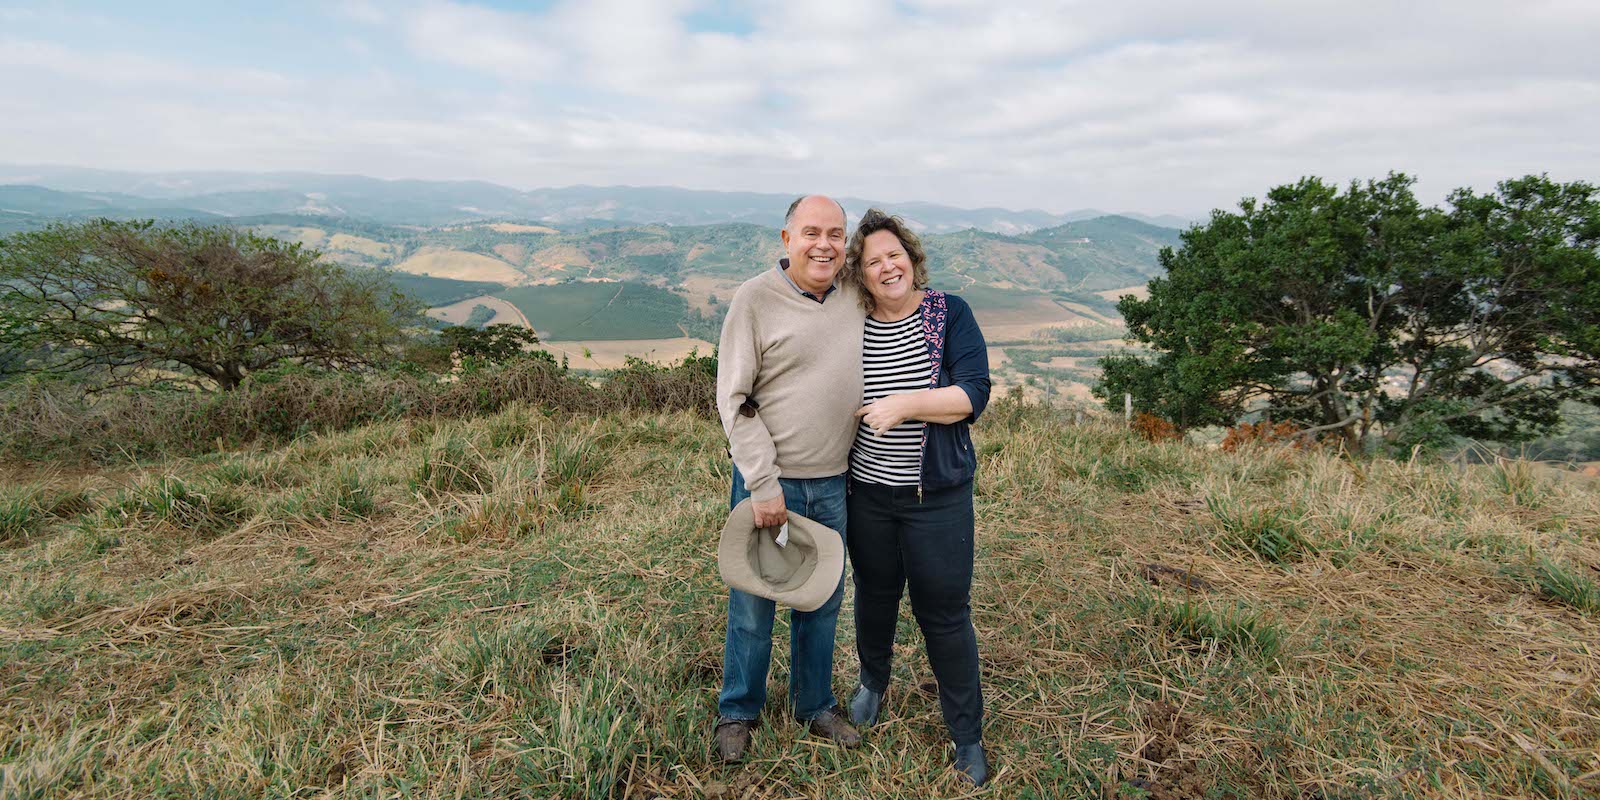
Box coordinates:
[1,1,1596,215]
[0,38,299,93]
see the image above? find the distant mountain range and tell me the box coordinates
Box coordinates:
[0,165,1196,234]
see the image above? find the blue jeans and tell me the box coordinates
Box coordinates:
[718,466,848,723]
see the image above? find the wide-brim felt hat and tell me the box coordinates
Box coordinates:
[718,498,844,612]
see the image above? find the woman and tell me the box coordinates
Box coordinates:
[841,208,992,786]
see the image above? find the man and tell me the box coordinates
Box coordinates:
[713,195,865,762]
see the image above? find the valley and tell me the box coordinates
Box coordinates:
[266,215,1174,405]
[0,172,1182,406]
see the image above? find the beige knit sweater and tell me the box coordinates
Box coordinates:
[716,266,865,501]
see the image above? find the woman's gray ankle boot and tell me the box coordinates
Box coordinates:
[954,742,989,786]
[847,684,883,726]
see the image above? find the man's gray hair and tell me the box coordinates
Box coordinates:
[784,195,848,230]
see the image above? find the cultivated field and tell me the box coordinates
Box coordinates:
[678,275,746,314]
[426,295,531,329]
[394,247,530,285]
[1096,285,1150,303]
[495,282,688,341]
[538,338,717,370]
[2,403,1597,798]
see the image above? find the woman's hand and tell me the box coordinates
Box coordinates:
[858,387,975,433]
[856,394,918,436]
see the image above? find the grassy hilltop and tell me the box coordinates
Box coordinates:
[2,397,1598,798]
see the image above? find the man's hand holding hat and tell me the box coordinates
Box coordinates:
[751,494,788,529]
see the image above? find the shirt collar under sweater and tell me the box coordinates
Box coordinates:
[776,258,838,303]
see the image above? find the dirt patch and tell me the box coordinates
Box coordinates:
[982,241,1067,287]
[1140,563,1214,592]
[530,244,594,272]
[1109,701,1206,800]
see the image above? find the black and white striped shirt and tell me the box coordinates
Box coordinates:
[850,311,930,486]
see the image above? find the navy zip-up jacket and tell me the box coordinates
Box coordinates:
[915,290,991,493]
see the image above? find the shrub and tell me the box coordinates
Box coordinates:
[603,353,717,416]
[0,354,718,464]
[1131,412,1182,443]
[1220,420,1305,453]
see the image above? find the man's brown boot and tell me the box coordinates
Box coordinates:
[805,706,862,747]
[714,719,753,762]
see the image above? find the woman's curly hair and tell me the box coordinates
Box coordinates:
[843,207,928,314]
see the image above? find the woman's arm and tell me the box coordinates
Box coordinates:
[944,296,991,423]
[856,386,971,435]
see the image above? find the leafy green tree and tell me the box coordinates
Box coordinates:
[1096,174,1600,451]
[0,219,421,390]
[463,303,496,329]
[438,324,550,368]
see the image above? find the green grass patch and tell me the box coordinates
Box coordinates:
[1207,496,1315,564]
[270,466,375,523]
[1517,558,1600,615]
[411,437,492,496]
[1486,458,1550,508]
[103,476,248,537]
[1126,592,1284,661]
[0,485,95,543]
[377,271,506,306]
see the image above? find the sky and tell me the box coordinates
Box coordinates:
[1,0,1597,217]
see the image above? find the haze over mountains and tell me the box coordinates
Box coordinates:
[0,165,1195,234]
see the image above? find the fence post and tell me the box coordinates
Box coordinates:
[1124,393,1132,424]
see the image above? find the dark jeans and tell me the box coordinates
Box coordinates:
[718,466,848,722]
[847,479,983,746]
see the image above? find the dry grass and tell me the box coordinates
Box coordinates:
[2,400,1598,798]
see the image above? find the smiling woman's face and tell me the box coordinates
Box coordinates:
[860,229,916,309]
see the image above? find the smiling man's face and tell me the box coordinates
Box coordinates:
[781,196,847,296]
